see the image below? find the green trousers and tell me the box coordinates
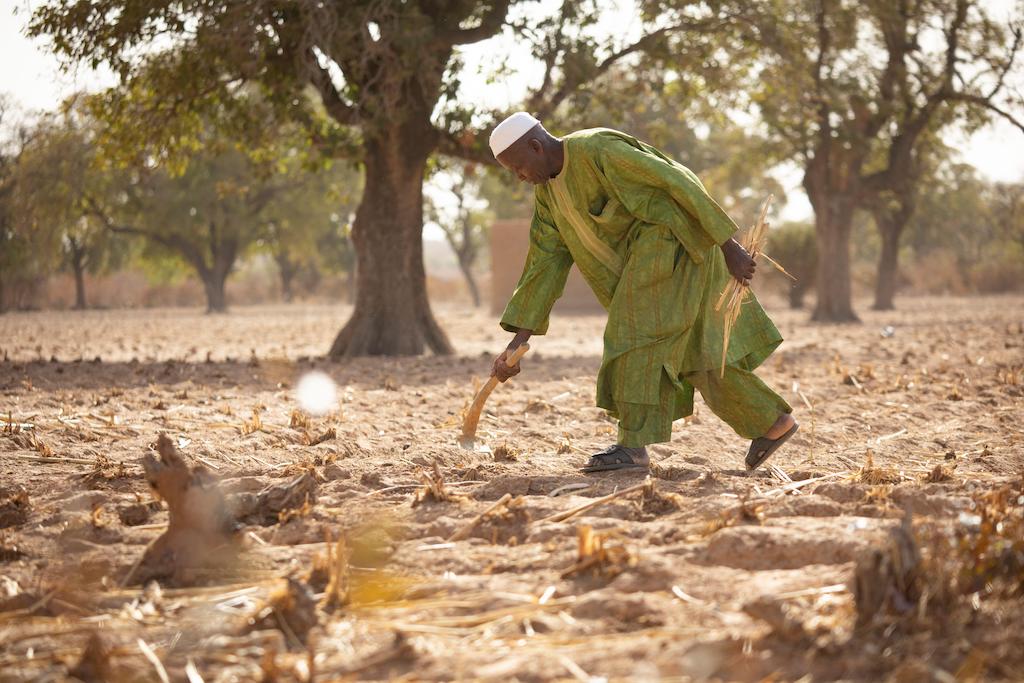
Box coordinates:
[616,357,792,448]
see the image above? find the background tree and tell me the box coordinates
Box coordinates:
[0,96,17,313]
[83,104,326,313]
[991,180,1024,253]
[7,109,133,310]
[864,133,954,310]
[0,98,54,312]
[425,162,491,308]
[260,161,361,303]
[895,160,1024,293]
[767,221,819,309]
[728,0,1024,321]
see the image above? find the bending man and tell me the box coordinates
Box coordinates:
[489,112,798,472]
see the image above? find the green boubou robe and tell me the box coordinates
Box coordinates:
[500,128,785,433]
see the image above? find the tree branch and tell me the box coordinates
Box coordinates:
[435,128,500,166]
[942,93,1024,134]
[304,49,358,125]
[528,17,727,120]
[436,0,512,46]
[83,195,210,274]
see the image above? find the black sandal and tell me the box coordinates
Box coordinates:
[745,423,799,471]
[581,445,649,473]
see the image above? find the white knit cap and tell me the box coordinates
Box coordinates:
[489,112,541,157]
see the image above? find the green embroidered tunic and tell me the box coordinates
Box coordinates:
[500,128,785,426]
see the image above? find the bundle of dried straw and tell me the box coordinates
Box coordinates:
[714,194,795,377]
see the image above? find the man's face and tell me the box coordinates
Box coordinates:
[496,138,550,185]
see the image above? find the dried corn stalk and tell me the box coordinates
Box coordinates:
[715,195,795,377]
[413,461,459,506]
[561,525,636,579]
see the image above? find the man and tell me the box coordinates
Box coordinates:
[489,112,798,472]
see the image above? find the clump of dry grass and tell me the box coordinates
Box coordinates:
[857,451,902,485]
[995,365,1021,386]
[0,485,31,528]
[29,433,54,458]
[561,525,637,579]
[478,496,531,545]
[246,577,319,648]
[957,480,1024,596]
[856,480,1024,635]
[923,463,955,483]
[638,477,686,515]
[412,462,462,507]
[700,493,765,536]
[863,485,893,505]
[277,493,315,525]
[239,408,263,436]
[303,427,336,447]
[854,513,932,628]
[82,454,130,485]
[289,409,310,429]
[715,195,794,377]
[0,531,24,561]
[70,631,115,681]
[2,413,22,435]
[493,443,520,462]
[309,532,350,610]
[256,473,319,525]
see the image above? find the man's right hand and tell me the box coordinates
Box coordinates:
[722,237,756,286]
[491,349,522,383]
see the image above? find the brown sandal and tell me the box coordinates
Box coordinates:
[745,424,799,471]
[582,445,649,473]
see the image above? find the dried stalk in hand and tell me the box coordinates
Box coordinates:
[716,195,794,377]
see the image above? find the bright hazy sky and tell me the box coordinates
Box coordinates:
[2,0,1022,226]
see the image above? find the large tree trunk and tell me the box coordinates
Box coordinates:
[811,214,859,322]
[328,125,453,357]
[788,285,806,310]
[201,272,228,313]
[456,255,481,308]
[873,219,902,311]
[871,189,915,312]
[72,262,87,310]
[806,167,864,323]
[67,237,88,310]
[198,230,236,314]
[274,251,298,303]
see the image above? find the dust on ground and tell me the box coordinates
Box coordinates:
[1,296,1022,681]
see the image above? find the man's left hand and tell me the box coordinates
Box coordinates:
[722,238,756,286]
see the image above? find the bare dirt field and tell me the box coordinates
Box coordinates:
[1,295,1022,682]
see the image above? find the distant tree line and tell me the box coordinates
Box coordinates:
[0,96,360,313]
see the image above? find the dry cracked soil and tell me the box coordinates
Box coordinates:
[0,295,1022,682]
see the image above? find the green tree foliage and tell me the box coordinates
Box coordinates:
[903,162,1024,293]
[85,113,338,313]
[261,161,362,302]
[6,106,133,310]
[719,0,1024,321]
[0,98,51,312]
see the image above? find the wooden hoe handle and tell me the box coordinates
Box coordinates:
[460,344,530,441]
